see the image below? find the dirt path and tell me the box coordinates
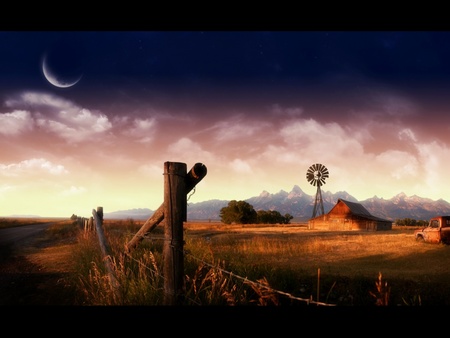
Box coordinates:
[0,229,79,305]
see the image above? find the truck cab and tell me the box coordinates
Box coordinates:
[414,216,450,244]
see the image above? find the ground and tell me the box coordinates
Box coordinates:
[0,230,78,305]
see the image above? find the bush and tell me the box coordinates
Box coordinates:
[219,200,257,224]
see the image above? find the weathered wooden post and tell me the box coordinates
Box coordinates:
[163,162,186,305]
[92,206,119,290]
[93,207,109,257]
[88,217,94,232]
[97,206,103,221]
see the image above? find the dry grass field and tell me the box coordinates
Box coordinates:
[183,221,433,279]
[2,218,450,306]
[180,221,450,306]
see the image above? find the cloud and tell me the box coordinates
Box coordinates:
[398,128,417,142]
[5,92,84,114]
[279,118,364,158]
[63,108,111,132]
[0,158,69,177]
[212,115,270,142]
[167,137,216,164]
[229,158,252,174]
[0,110,34,136]
[375,150,419,179]
[35,108,112,143]
[259,144,299,164]
[5,91,112,143]
[122,117,157,143]
[416,140,450,187]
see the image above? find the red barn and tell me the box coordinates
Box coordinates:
[308,198,392,231]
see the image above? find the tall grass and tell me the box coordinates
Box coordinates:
[63,220,450,306]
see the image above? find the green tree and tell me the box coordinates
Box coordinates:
[256,210,293,224]
[283,213,294,224]
[220,200,257,224]
[395,218,428,226]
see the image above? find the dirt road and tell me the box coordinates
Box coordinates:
[0,223,78,305]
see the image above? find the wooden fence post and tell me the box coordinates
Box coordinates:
[92,207,119,290]
[163,161,186,305]
[97,206,103,221]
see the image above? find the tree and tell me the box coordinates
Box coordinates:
[219,200,257,224]
[256,210,293,224]
[395,218,428,226]
[283,213,294,224]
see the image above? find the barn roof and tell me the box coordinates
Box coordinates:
[336,199,392,222]
[338,199,372,217]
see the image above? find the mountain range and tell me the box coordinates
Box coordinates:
[103,185,450,222]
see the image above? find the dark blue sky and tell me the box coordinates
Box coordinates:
[3,31,450,90]
[2,30,450,117]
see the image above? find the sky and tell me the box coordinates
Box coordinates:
[2,30,450,217]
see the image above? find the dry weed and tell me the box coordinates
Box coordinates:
[369,272,390,306]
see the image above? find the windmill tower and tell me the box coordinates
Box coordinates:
[306,163,329,218]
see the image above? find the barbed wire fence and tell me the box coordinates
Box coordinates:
[85,161,336,306]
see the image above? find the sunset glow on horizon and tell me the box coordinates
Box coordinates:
[2,31,450,217]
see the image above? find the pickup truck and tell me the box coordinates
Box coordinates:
[414,216,450,244]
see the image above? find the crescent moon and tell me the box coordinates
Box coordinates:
[42,54,83,88]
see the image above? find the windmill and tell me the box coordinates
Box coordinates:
[306,163,329,218]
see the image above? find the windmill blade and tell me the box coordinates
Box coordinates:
[306,166,316,186]
[318,164,329,178]
[306,175,317,186]
[307,177,317,186]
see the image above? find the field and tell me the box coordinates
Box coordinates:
[179,221,450,306]
[2,217,450,306]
